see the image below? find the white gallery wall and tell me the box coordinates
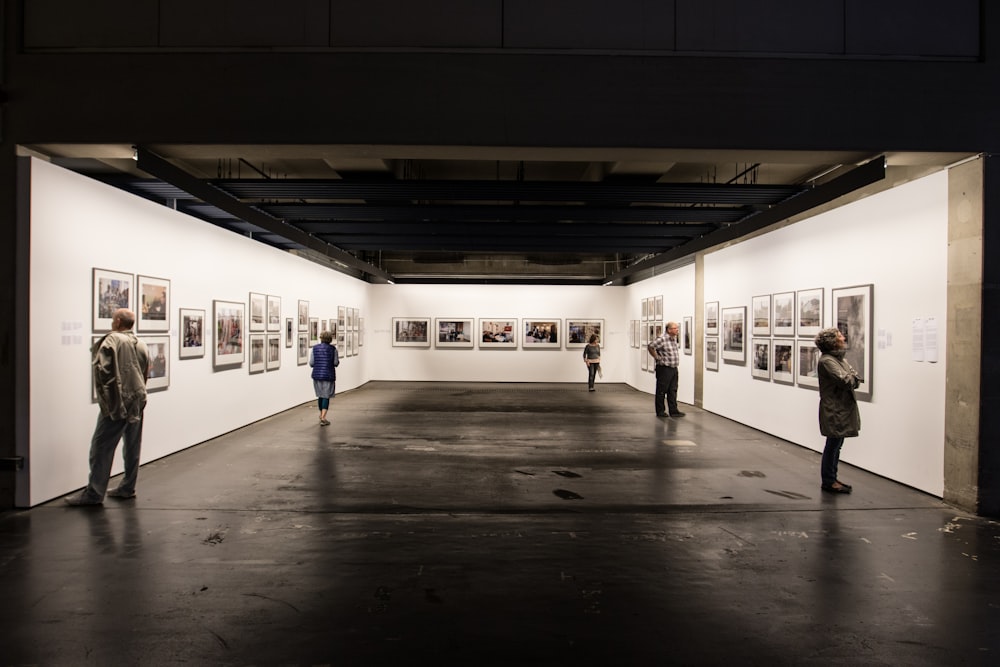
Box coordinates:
[22,158,371,506]
[624,263,697,406]
[367,284,627,382]
[700,171,948,495]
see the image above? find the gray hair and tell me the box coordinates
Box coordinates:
[814,327,842,353]
[319,330,334,344]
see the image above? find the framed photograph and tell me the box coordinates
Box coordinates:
[773,292,795,337]
[267,295,281,332]
[772,340,794,384]
[349,307,357,330]
[296,332,309,365]
[796,288,824,338]
[752,294,771,336]
[248,333,266,373]
[480,318,518,348]
[833,284,874,401]
[654,295,663,320]
[285,317,294,348]
[309,317,319,344]
[392,318,431,347]
[338,306,347,332]
[137,275,170,333]
[705,301,719,336]
[648,323,662,372]
[721,306,746,363]
[179,307,206,359]
[213,300,245,368]
[142,335,170,391]
[566,319,604,348]
[434,318,474,348]
[682,316,693,355]
[266,334,281,371]
[524,319,561,348]
[705,337,719,371]
[796,339,821,389]
[641,345,649,372]
[642,298,649,322]
[298,300,309,331]
[351,330,359,356]
[750,338,771,380]
[92,268,133,332]
[249,292,266,332]
[359,318,364,347]
[337,320,347,352]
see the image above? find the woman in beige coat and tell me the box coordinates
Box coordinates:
[814,327,861,494]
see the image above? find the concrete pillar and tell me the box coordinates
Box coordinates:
[694,254,705,408]
[944,156,998,515]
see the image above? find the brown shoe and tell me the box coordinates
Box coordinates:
[821,482,851,494]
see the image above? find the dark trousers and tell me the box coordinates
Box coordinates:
[654,365,679,416]
[821,436,845,486]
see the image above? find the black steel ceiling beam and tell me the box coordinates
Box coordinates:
[133,147,393,283]
[214,179,803,205]
[610,156,887,284]
[262,203,746,224]
[320,236,680,253]
[294,221,718,238]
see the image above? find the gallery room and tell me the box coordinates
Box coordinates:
[18,154,955,507]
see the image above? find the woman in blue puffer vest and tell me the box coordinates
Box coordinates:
[309,330,340,426]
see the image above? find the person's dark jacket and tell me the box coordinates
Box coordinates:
[817,351,860,437]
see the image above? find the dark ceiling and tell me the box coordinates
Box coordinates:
[26,144,970,285]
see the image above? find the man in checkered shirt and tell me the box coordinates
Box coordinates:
[647,321,685,418]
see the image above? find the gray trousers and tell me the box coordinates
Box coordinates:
[80,412,144,502]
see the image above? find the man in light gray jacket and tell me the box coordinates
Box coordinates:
[66,308,150,506]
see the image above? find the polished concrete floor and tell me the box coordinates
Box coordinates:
[2,381,999,666]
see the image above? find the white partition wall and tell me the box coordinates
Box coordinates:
[624,263,697,406]
[700,171,948,495]
[22,158,371,506]
[367,283,627,383]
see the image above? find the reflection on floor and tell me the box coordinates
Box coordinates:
[1,382,998,666]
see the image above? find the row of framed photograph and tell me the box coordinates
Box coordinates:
[93,268,171,333]
[201,300,362,369]
[640,295,663,321]
[705,284,873,400]
[92,267,363,383]
[391,318,604,349]
[706,288,823,339]
[709,337,821,387]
